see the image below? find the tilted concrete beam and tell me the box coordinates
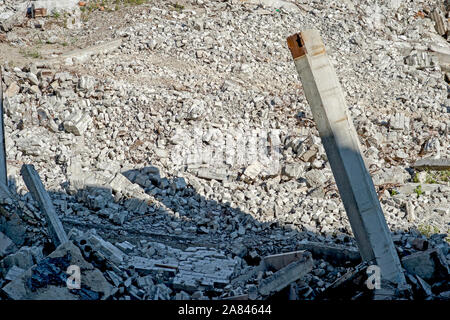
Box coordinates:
[286,30,406,288]
[21,164,68,246]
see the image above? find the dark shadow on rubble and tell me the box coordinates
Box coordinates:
[120,166,354,254]
[3,161,448,301]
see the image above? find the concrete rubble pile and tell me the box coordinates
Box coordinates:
[0,0,449,300]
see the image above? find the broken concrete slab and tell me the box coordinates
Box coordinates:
[429,43,450,72]
[396,183,449,195]
[372,167,410,185]
[115,241,134,254]
[21,164,69,247]
[195,167,229,181]
[0,182,14,205]
[231,261,266,287]
[258,251,313,296]
[282,163,304,180]
[222,294,249,300]
[415,275,433,297]
[4,82,20,98]
[242,161,264,182]
[64,110,92,136]
[127,256,178,276]
[296,240,361,264]
[0,246,43,276]
[263,250,310,272]
[300,147,318,162]
[0,231,17,259]
[0,212,27,246]
[1,241,112,300]
[108,172,136,194]
[46,39,122,64]
[304,169,327,188]
[401,248,450,282]
[124,198,148,215]
[173,250,239,292]
[4,265,25,281]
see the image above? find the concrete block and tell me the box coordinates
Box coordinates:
[412,158,450,171]
[124,198,148,214]
[283,163,304,180]
[258,251,313,296]
[242,161,264,182]
[5,82,20,98]
[411,238,429,251]
[304,169,327,188]
[263,250,310,271]
[5,265,25,281]
[86,233,126,265]
[0,213,27,246]
[296,240,361,264]
[115,241,134,254]
[0,231,17,259]
[401,248,449,282]
[127,256,178,276]
[195,167,229,181]
[390,112,410,130]
[47,39,122,64]
[1,246,36,273]
[108,172,135,194]
[64,110,92,136]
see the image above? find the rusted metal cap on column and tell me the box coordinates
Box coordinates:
[286,29,326,59]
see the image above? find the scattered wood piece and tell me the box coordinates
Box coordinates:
[20,164,68,246]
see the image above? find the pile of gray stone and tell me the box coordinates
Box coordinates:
[0,0,449,300]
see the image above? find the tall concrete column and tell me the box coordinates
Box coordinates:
[286,30,406,288]
[0,68,7,185]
